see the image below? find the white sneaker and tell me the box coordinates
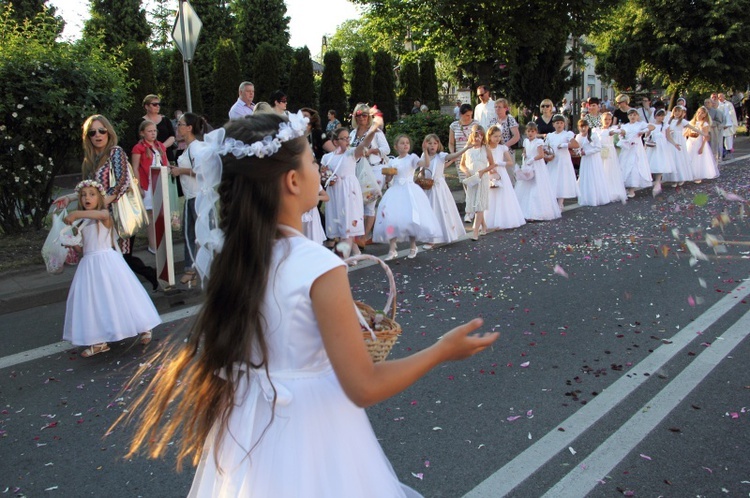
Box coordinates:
[464,214,474,223]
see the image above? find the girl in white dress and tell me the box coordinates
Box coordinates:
[420,133,471,248]
[545,114,580,210]
[514,122,561,221]
[459,125,496,240]
[687,106,719,182]
[575,120,611,207]
[645,109,675,196]
[302,185,328,244]
[122,113,499,497]
[322,124,381,262]
[617,109,654,197]
[593,112,627,203]
[374,135,441,260]
[663,105,700,185]
[63,181,161,357]
[484,125,526,230]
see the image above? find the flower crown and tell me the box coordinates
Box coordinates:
[191,111,309,283]
[75,179,106,196]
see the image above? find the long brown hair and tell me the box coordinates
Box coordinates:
[120,114,309,469]
[81,115,118,179]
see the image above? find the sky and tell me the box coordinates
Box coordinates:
[49,0,361,53]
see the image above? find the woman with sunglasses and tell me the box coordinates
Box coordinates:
[53,115,160,290]
[141,94,176,163]
[535,99,556,139]
[270,90,289,116]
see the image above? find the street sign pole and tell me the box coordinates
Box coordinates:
[178,0,192,112]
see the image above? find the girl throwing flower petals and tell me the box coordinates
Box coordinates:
[484,125,526,230]
[618,109,654,197]
[593,112,628,203]
[63,180,161,357]
[514,122,561,221]
[545,114,580,210]
[575,120,611,207]
[687,106,719,182]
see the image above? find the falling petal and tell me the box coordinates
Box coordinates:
[685,239,708,261]
[640,453,652,460]
[411,472,424,480]
[520,361,530,368]
[688,296,696,307]
[553,264,569,278]
[507,415,522,422]
[569,447,576,455]
[335,242,352,259]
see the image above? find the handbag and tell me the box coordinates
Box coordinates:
[543,144,555,163]
[110,162,149,238]
[355,157,383,203]
[461,173,481,187]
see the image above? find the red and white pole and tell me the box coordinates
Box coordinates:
[151,166,175,287]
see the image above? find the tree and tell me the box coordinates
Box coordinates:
[212,38,241,125]
[398,59,420,116]
[420,56,439,110]
[506,36,573,110]
[121,42,157,152]
[0,6,130,232]
[84,0,150,49]
[252,42,281,103]
[148,0,173,51]
[0,0,62,32]
[288,47,316,112]
[350,50,373,109]
[319,50,348,127]
[232,0,290,75]
[372,51,397,124]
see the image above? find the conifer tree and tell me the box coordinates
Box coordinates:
[232,0,290,73]
[419,56,440,111]
[253,42,281,104]
[398,59,421,116]
[148,0,173,51]
[349,50,373,110]
[213,38,241,124]
[84,0,150,48]
[288,47,316,112]
[319,50,349,127]
[372,51,397,124]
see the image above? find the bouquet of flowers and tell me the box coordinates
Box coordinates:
[320,166,338,187]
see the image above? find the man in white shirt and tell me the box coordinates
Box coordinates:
[474,85,495,129]
[636,95,655,124]
[717,93,738,158]
[453,100,461,120]
[228,81,255,120]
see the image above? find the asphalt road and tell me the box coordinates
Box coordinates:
[2,156,750,497]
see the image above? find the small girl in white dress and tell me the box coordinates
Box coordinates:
[514,122,561,221]
[421,134,470,248]
[645,109,676,196]
[687,106,719,182]
[63,180,161,357]
[575,120,611,207]
[459,124,496,240]
[618,109,654,197]
[545,114,580,210]
[485,125,526,230]
[373,134,441,260]
[663,105,699,185]
[593,112,627,203]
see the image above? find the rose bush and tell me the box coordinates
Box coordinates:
[0,6,131,233]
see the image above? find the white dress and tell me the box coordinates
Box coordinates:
[322,149,365,239]
[188,234,422,498]
[645,122,674,174]
[424,152,466,243]
[462,147,491,213]
[663,119,693,183]
[485,145,526,229]
[593,127,627,202]
[575,133,611,207]
[514,138,561,221]
[373,154,440,243]
[687,122,719,180]
[302,185,326,245]
[545,131,579,199]
[63,221,161,346]
[618,122,653,188]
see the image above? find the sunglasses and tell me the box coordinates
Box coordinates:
[149,102,161,107]
[87,128,108,137]
[335,136,350,141]
[541,104,551,108]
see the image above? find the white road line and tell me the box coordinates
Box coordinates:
[0,304,202,371]
[463,279,750,498]
[542,306,750,497]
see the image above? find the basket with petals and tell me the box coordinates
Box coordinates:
[414,167,434,190]
[345,254,402,362]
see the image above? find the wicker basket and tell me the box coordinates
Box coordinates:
[415,167,434,190]
[345,254,402,362]
[381,167,398,176]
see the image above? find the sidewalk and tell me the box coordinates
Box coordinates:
[1,136,747,316]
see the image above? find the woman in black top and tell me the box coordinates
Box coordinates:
[535,98,556,138]
[612,94,632,126]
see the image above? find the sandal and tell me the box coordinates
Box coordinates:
[139,331,152,345]
[80,343,110,358]
[180,271,197,285]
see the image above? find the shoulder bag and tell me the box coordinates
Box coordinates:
[110,161,149,238]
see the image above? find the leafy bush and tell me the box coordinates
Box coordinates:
[0,6,131,233]
[385,111,454,156]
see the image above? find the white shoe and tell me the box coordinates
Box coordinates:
[408,247,418,259]
[464,214,474,223]
[422,244,433,250]
[384,250,398,261]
